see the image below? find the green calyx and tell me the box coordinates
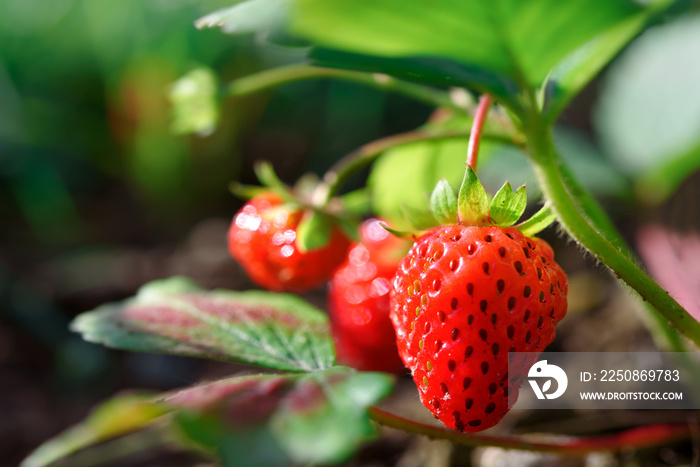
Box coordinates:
[229,161,364,252]
[395,167,557,237]
[430,179,459,225]
[457,166,490,225]
[490,181,526,226]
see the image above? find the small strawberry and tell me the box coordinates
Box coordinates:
[227,163,354,293]
[389,170,568,432]
[329,218,409,373]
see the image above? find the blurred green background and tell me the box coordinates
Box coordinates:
[2,1,700,465]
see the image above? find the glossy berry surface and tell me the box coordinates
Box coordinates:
[390,225,567,432]
[228,193,351,293]
[329,219,408,373]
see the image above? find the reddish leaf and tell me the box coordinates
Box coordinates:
[71,277,335,371]
[165,369,394,465]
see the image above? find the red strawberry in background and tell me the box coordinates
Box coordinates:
[227,164,354,293]
[329,219,409,373]
[228,192,351,292]
[390,172,568,432]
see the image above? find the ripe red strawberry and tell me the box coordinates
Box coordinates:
[228,192,351,292]
[329,219,409,373]
[391,224,567,432]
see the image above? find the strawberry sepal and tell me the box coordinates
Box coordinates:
[228,181,271,200]
[254,161,297,204]
[380,224,424,240]
[457,166,490,225]
[430,179,459,225]
[489,181,527,226]
[516,204,557,237]
[296,210,334,253]
[400,204,440,230]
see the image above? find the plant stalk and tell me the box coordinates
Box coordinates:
[315,126,523,205]
[554,147,689,353]
[524,118,700,348]
[223,65,458,110]
[467,94,493,172]
[370,408,693,455]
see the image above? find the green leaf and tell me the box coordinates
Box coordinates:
[296,210,332,252]
[457,166,489,225]
[310,48,520,108]
[517,205,557,237]
[292,0,643,101]
[430,179,458,225]
[273,370,393,463]
[196,0,290,39]
[368,139,470,229]
[595,14,700,203]
[71,277,335,372]
[21,394,167,467]
[178,412,288,467]
[340,189,371,216]
[490,182,527,226]
[168,369,394,466]
[545,0,674,121]
[400,204,439,231]
[543,13,649,122]
[169,68,219,136]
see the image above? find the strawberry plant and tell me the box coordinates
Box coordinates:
[23,0,700,466]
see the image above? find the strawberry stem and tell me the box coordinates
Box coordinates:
[523,107,700,348]
[223,65,459,110]
[369,408,694,455]
[466,94,493,173]
[314,126,523,206]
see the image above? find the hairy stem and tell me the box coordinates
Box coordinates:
[555,152,689,353]
[467,94,493,172]
[223,65,458,110]
[524,119,700,348]
[370,408,693,455]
